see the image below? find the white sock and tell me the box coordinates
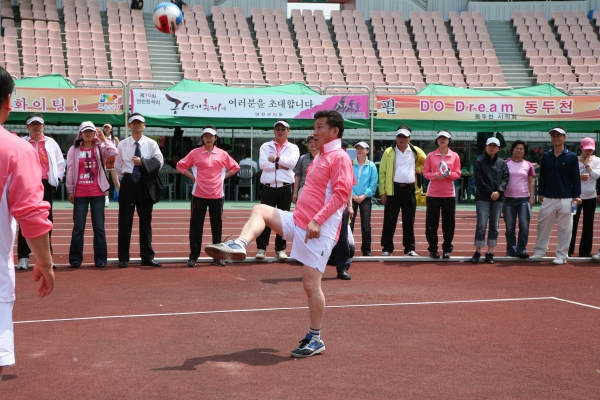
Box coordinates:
[309,327,321,341]
[233,238,248,248]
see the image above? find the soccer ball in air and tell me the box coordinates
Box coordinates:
[153,2,183,34]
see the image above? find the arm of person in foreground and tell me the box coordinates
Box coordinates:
[27,234,55,298]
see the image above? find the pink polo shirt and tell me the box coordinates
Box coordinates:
[294,138,354,241]
[177,146,240,199]
[422,148,461,198]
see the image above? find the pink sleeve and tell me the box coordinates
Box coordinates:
[176,151,195,174]
[225,153,240,175]
[448,153,462,181]
[9,148,52,238]
[314,154,353,226]
[528,162,536,177]
[423,154,435,180]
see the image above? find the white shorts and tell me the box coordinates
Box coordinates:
[279,209,335,273]
[0,302,15,367]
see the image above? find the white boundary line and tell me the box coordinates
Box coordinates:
[15,296,587,325]
[551,297,600,310]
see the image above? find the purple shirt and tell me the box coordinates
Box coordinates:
[505,159,535,198]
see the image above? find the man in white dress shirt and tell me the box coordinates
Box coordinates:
[115,113,164,267]
[255,120,300,260]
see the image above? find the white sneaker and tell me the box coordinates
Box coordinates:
[552,258,566,265]
[255,249,266,260]
[532,252,546,258]
[276,250,288,260]
[406,251,419,256]
[105,196,109,207]
[592,252,600,261]
[17,258,29,270]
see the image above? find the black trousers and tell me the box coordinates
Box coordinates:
[380,184,416,254]
[18,179,53,258]
[351,197,372,254]
[425,196,456,253]
[189,196,223,260]
[256,184,292,251]
[118,174,155,262]
[569,197,596,257]
[329,208,351,271]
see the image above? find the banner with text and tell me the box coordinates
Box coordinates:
[130,90,369,119]
[376,95,600,122]
[11,87,123,114]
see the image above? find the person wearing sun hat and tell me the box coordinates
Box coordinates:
[65,122,117,268]
[471,136,509,264]
[533,126,581,265]
[114,113,164,268]
[177,125,240,267]
[422,130,462,259]
[16,113,65,271]
[255,119,300,261]
[378,124,426,257]
[569,137,600,259]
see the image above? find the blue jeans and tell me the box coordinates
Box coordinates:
[69,196,107,266]
[503,197,531,256]
[475,200,503,248]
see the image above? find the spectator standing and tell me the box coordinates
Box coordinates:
[533,127,581,264]
[0,65,55,386]
[423,130,461,259]
[102,123,120,207]
[292,134,319,204]
[205,110,353,358]
[66,122,117,268]
[350,141,379,256]
[177,126,240,267]
[115,113,164,268]
[256,120,300,260]
[16,113,65,270]
[471,137,510,264]
[569,137,600,257]
[239,148,258,200]
[503,140,536,259]
[379,125,426,256]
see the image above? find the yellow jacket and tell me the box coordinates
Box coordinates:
[378,143,426,196]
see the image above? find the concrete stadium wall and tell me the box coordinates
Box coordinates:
[468,0,590,21]
[354,0,424,20]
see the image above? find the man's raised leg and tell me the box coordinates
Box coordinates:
[205,205,283,261]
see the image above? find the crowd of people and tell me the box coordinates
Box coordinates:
[1,59,598,367]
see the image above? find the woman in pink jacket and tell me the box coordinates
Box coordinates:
[66,122,117,268]
[423,130,462,259]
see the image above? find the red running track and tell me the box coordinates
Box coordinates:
[5,209,600,398]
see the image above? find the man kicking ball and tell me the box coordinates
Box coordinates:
[205,110,353,358]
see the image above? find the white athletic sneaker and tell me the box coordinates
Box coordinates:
[406,251,419,256]
[532,252,546,259]
[204,240,247,261]
[17,258,29,270]
[255,249,266,260]
[275,250,288,260]
[552,258,566,265]
[592,252,600,261]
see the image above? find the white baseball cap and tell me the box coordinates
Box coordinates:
[128,114,145,124]
[201,127,217,136]
[78,121,96,133]
[103,123,112,129]
[396,128,411,137]
[274,120,290,129]
[436,130,451,139]
[485,137,500,146]
[549,127,566,136]
[26,116,44,125]
[355,141,369,149]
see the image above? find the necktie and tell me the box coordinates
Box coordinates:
[132,141,142,183]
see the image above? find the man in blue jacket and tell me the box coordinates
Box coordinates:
[533,127,581,264]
